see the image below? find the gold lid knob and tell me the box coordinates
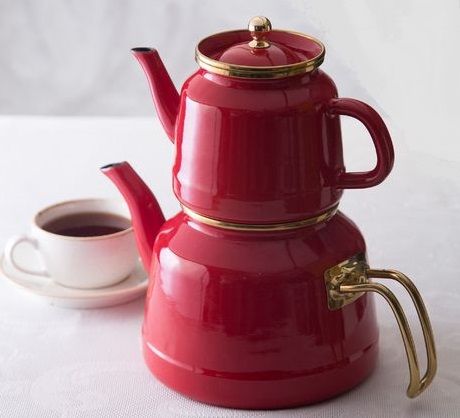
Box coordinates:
[248,16,272,49]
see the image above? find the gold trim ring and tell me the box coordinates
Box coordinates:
[182,205,338,232]
[195,29,325,79]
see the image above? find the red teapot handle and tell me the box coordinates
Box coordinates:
[326,98,395,189]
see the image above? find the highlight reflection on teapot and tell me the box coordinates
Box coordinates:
[102,16,436,409]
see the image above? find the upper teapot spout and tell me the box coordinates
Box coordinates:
[132,47,179,142]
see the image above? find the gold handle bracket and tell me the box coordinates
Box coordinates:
[325,254,437,398]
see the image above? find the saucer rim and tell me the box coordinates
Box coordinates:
[0,253,148,300]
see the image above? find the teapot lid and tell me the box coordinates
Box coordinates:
[196,16,325,79]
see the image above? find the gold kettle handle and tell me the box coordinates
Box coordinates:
[325,256,437,398]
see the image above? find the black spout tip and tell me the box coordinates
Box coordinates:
[100,162,126,171]
[131,47,156,53]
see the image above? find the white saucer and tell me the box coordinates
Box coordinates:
[0,253,148,309]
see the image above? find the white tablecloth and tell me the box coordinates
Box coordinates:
[0,116,458,417]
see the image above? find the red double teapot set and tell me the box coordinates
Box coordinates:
[102,17,437,409]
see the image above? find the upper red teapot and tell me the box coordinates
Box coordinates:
[132,16,394,224]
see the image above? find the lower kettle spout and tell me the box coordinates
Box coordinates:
[101,161,165,272]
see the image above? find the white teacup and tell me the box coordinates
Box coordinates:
[4,199,138,289]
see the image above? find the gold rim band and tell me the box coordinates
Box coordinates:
[182,205,338,232]
[195,29,325,79]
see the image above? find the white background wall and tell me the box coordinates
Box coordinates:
[1,0,459,162]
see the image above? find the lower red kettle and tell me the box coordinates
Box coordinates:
[102,162,437,409]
